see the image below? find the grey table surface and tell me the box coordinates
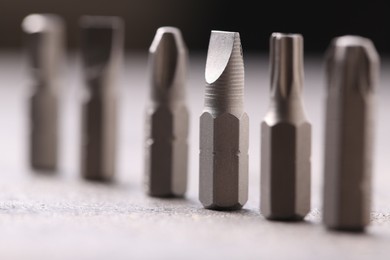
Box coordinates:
[1,50,390,259]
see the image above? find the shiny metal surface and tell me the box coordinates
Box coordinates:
[323,35,380,231]
[199,30,249,210]
[79,16,124,181]
[260,33,311,220]
[144,27,189,197]
[21,13,65,171]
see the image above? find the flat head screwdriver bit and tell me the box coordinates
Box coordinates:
[323,35,379,231]
[79,16,124,181]
[260,33,311,221]
[21,14,65,171]
[144,27,189,197]
[199,30,249,210]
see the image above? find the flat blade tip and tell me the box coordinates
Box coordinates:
[205,30,242,84]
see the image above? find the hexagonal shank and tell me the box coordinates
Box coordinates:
[30,90,58,170]
[261,116,311,220]
[200,112,249,209]
[145,105,189,197]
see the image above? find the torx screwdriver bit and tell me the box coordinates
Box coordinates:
[323,35,379,231]
[79,16,124,181]
[144,27,189,197]
[199,30,249,210]
[260,33,311,220]
[21,14,65,171]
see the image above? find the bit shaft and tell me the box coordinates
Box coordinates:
[323,35,379,231]
[21,14,65,171]
[144,27,189,197]
[79,16,124,181]
[260,33,311,220]
[199,30,249,210]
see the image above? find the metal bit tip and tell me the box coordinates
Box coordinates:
[270,33,303,98]
[149,26,186,54]
[326,35,379,92]
[22,14,63,34]
[148,26,187,101]
[21,14,65,73]
[80,16,124,70]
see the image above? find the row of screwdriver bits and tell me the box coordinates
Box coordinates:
[21,13,379,232]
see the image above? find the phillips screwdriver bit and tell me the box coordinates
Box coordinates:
[199,30,249,210]
[79,16,124,181]
[323,35,379,231]
[144,27,189,197]
[260,33,311,220]
[21,14,65,171]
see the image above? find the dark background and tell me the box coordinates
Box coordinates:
[0,0,389,55]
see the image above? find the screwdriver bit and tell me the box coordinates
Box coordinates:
[199,30,249,210]
[79,16,124,181]
[323,35,379,231]
[260,33,311,220]
[21,14,65,171]
[144,27,189,197]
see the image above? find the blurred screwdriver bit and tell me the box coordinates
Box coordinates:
[144,27,189,197]
[79,16,124,181]
[199,30,249,210]
[21,14,65,171]
[323,35,379,231]
[260,33,311,220]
